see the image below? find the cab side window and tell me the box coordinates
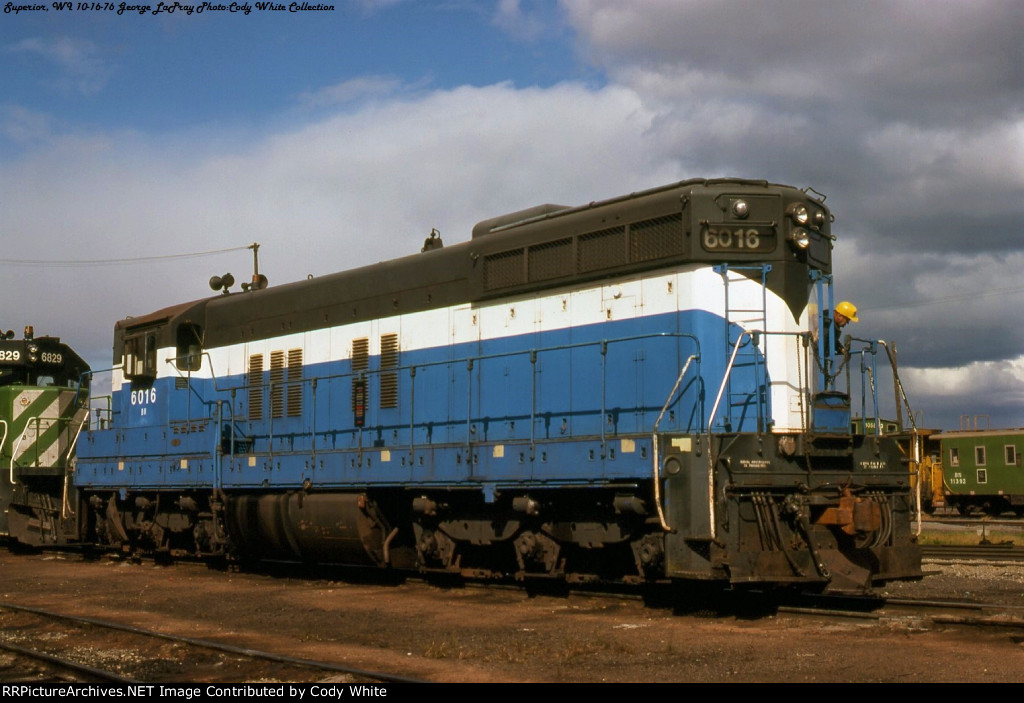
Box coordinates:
[176,324,203,372]
[124,332,158,381]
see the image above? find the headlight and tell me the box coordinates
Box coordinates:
[789,228,810,250]
[731,199,749,219]
[813,209,826,227]
[787,203,809,226]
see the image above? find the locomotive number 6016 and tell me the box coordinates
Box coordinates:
[701,225,775,252]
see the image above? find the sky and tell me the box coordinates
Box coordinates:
[2,0,1023,431]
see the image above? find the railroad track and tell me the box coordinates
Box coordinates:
[776,591,1024,632]
[0,641,140,683]
[0,602,428,684]
[921,543,1024,561]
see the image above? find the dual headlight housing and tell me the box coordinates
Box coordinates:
[785,202,827,251]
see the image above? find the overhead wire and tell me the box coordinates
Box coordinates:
[0,245,250,268]
[872,283,1024,312]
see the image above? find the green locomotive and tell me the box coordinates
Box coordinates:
[0,327,90,545]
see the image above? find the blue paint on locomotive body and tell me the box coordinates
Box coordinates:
[76,308,765,490]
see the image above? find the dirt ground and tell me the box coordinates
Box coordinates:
[0,548,1022,684]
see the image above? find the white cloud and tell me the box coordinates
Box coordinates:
[6,37,110,96]
[1,80,666,372]
[296,75,406,108]
[0,105,60,145]
[902,359,1024,430]
[492,0,555,42]
[4,0,1023,429]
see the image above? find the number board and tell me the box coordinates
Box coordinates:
[38,349,65,366]
[701,225,776,253]
[0,344,23,364]
[0,343,67,366]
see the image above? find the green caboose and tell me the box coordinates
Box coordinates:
[936,429,1024,516]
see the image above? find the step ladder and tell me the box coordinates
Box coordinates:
[714,263,770,432]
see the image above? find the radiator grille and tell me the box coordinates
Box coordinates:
[578,226,627,272]
[630,215,683,262]
[483,248,524,291]
[528,238,573,282]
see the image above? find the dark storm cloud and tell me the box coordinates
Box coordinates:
[562,0,1024,427]
[567,1,1024,125]
[4,1,1020,430]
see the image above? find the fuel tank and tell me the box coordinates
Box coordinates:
[225,492,391,566]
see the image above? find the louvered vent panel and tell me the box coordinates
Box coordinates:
[380,333,399,409]
[351,338,369,371]
[287,348,303,417]
[352,337,369,414]
[270,350,285,419]
[248,354,264,420]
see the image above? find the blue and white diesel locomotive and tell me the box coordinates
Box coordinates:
[73,178,922,593]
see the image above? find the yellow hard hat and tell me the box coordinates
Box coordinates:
[836,301,859,322]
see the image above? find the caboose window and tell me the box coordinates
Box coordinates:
[1006,445,1017,466]
[949,448,959,467]
[975,446,986,466]
[977,468,988,484]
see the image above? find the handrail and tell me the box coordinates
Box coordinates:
[879,339,922,534]
[204,330,703,452]
[9,417,40,484]
[705,330,751,540]
[0,420,7,470]
[707,331,751,436]
[62,413,88,520]
[64,413,88,467]
[651,355,697,532]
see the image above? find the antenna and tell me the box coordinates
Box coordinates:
[242,242,268,291]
